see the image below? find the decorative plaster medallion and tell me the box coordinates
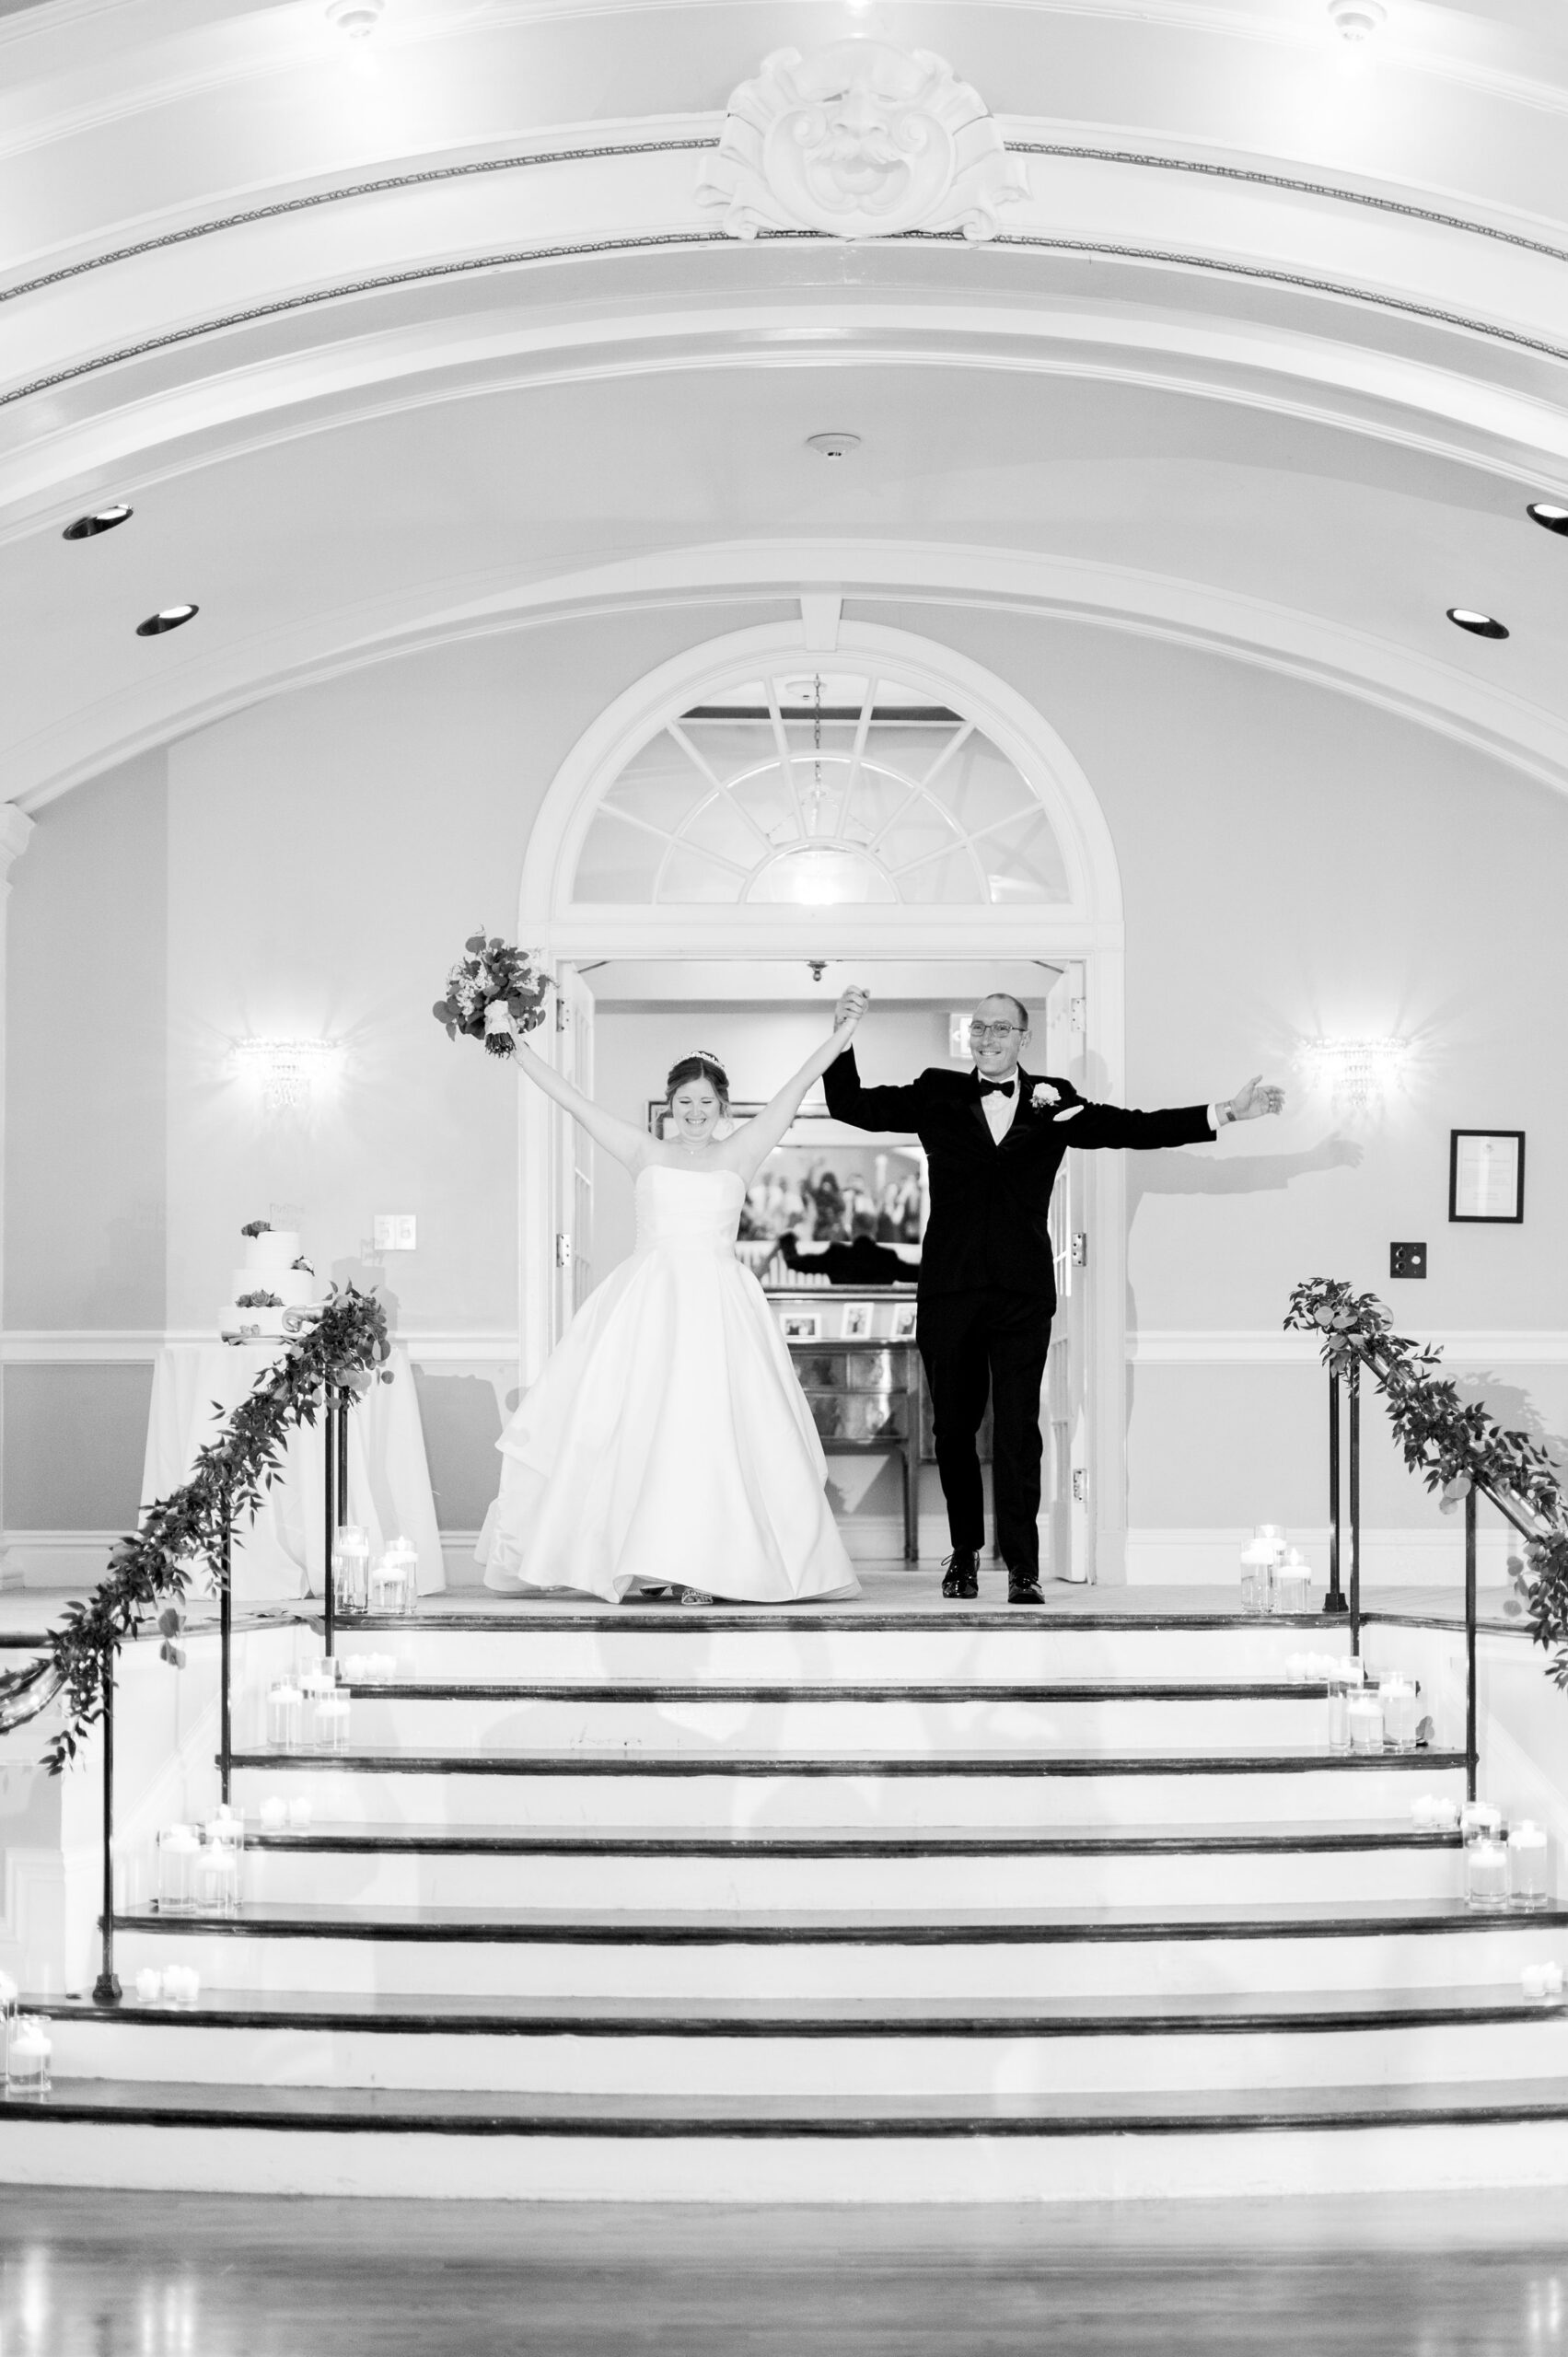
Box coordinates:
[696,41,1029,243]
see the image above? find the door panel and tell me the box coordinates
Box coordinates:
[1042,964,1090,1583]
[552,967,596,1341]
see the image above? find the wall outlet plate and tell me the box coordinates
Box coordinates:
[1390,1240,1426,1278]
[373,1214,416,1252]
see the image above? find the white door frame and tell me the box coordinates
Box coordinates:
[515,618,1134,1580]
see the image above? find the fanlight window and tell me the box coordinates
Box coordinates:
[572,670,1069,906]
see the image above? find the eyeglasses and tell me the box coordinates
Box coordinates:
[969,1021,1022,1041]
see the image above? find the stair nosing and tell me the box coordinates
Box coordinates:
[225,1749,1468,1779]
[8,2079,1568,2138]
[110,1898,1568,1945]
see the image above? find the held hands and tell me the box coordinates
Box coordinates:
[1226,1074,1285,1122]
[833,984,870,1039]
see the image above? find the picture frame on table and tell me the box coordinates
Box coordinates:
[841,1304,872,1341]
[889,1303,919,1341]
[1448,1129,1526,1224]
[780,1310,823,1343]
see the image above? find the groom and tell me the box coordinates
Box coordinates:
[825,989,1283,1602]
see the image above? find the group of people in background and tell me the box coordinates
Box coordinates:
[739,1162,923,1249]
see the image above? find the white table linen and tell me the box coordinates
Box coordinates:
[141,1342,444,1600]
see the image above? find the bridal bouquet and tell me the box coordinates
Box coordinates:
[433,935,552,1058]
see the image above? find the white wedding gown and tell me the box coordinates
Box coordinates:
[475,1164,861,1604]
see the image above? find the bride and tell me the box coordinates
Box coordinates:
[475,1005,865,1606]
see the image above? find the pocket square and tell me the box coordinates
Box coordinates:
[1052,1104,1084,1122]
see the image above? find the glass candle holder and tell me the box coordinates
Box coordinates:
[1346,1691,1385,1753]
[369,1542,418,1617]
[157,1823,202,1913]
[267,1679,303,1751]
[1508,1820,1551,1910]
[193,1829,241,1917]
[1239,1542,1274,1618]
[1379,1675,1420,1754]
[298,1671,337,1749]
[314,1690,352,1755]
[1465,1831,1511,1911]
[1326,1666,1363,1754]
[6,2014,51,2096]
[331,1523,371,1617]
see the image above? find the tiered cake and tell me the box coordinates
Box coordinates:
[219,1223,320,1341]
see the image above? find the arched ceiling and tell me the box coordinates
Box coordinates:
[3,0,1567,807]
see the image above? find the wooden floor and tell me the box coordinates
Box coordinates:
[3,2189,1565,2354]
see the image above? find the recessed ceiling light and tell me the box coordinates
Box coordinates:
[325,0,384,36]
[1328,0,1385,38]
[1527,502,1568,536]
[806,434,862,460]
[1446,608,1509,639]
[135,604,199,636]
[63,504,133,541]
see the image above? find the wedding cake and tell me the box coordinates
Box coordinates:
[219,1222,320,1341]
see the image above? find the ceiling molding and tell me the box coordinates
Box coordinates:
[8,133,1567,313]
[8,226,1568,424]
[13,539,1568,813]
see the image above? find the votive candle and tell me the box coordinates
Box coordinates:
[1508,1820,1551,1910]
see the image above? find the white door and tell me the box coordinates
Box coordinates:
[552,965,597,1342]
[1042,963,1091,1583]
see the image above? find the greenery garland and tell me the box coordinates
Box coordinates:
[1284,1277,1568,1692]
[4,1286,392,1774]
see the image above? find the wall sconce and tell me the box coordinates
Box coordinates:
[1299,1036,1410,1112]
[234,1039,343,1112]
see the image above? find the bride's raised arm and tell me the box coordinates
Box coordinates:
[515,1039,652,1175]
[721,1003,865,1185]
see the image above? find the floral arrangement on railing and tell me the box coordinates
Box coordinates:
[0,1285,392,1773]
[433,935,551,1058]
[1285,1277,1568,1690]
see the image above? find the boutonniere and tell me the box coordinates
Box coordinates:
[1030,1083,1062,1111]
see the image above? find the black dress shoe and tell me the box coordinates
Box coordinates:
[941,1551,980,1598]
[1007,1574,1045,1605]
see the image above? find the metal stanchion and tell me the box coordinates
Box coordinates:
[1324,1365,1346,1616]
[91,1653,122,2007]
[1348,1358,1362,1656]
[218,1502,233,1806]
[321,1383,338,1660]
[1465,1485,1479,1804]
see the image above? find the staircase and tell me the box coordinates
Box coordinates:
[6,1597,1568,2201]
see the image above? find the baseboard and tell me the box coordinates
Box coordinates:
[1124,1527,1519,1587]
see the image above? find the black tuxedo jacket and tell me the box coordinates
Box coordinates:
[823,1051,1214,1306]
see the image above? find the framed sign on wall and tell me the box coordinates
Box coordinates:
[1449,1130,1526,1224]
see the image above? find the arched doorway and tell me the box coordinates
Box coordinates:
[516,616,1133,1581]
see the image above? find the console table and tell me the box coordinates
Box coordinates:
[772,1290,925,1563]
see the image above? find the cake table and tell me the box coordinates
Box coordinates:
[141,1342,445,1601]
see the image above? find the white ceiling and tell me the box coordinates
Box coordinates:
[3,0,1567,807]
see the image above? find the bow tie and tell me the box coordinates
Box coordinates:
[979,1077,1016,1099]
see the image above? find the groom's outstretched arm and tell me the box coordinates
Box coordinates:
[1054,1075,1283,1150]
[1052,1096,1215,1151]
[823,1044,924,1133]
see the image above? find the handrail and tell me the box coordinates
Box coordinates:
[1290,1278,1568,1805]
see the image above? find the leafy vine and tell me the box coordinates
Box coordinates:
[4,1286,392,1773]
[1285,1277,1568,1691]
